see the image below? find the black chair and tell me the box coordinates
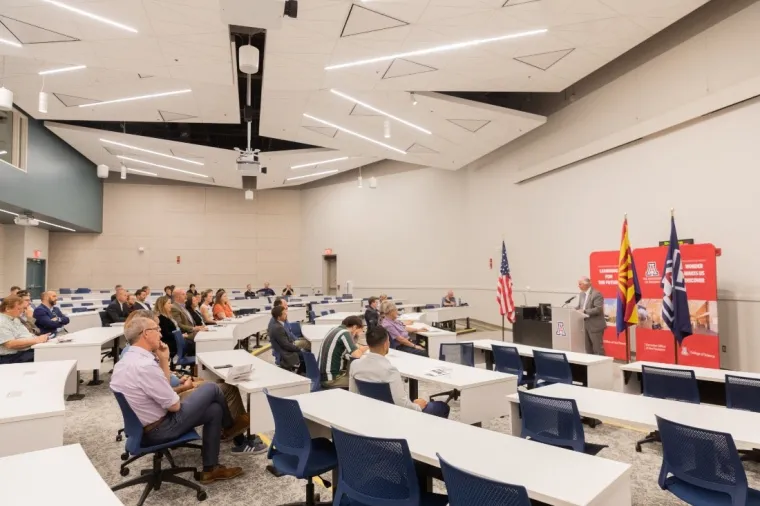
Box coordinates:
[99,310,110,327]
[492,345,534,388]
[430,343,474,404]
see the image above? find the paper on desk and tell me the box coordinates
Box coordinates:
[424,367,453,378]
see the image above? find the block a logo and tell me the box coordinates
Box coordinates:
[555,322,566,336]
[645,261,659,277]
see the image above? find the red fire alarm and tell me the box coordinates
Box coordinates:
[176,256,181,264]
[324,248,333,255]
[33,249,41,259]
[489,258,493,269]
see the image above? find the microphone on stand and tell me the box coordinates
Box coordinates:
[561,296,576,308]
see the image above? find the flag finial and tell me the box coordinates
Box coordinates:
[670,207,674,217]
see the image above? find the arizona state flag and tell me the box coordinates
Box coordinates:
[616,217,641,335]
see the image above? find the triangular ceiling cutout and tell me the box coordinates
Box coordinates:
[158,110,197,122]
[170,148,203,160]
[341,4,408,37]
[407,143,439,154]
[103,146,128,156]
[0,16,78,44]
[349,103,382,117]
[53,93,100,107]
[303,125,338,138]
[502,0,541,6]
[447,119,491,133]
[514,48,575,70]
[382,58,437,79]
[138,73,154,79]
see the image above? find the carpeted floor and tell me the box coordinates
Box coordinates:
[66,345,760,506]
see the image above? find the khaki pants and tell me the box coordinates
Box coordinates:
[295,338,311,352]
[178,378,246,418]
[321,373,349,390]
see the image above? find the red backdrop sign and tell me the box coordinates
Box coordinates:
[589,251,629,361]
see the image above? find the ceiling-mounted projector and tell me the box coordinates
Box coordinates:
[239,45,259,75]
[14,215,39,227]
[235,148,267,175]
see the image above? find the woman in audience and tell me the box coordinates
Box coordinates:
[378,300,428,357]
[0,296,49,364]
[199,290,216,323]
[187,292,215,327]
[213,291,234,321]
[188,283,199,297]
[155,295,196,361]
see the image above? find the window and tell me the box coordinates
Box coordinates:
[0,108,27,172]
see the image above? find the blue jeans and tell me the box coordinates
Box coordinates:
[0,349,35,364]
[423,401,450,419]
[397,344,428,357]
[143,383,233,468]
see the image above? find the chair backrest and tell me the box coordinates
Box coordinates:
[642,365,700,403]
[98,311,110,327]
[438,453,530,506]
[425,304,436,309]
[336,298,343,302]
[308,310,316,323]
[72,307,88,313]
[101,299,111,305]
[112,390,146,455]
[172,329,187,361]
[329,309,336,314]
[302,352,321,392]
[60,288,72,294]
[71,296,83,300]
[81,302,94,306]
[60,303,73,308]
[725,374,760,413]
[492,345,524,382]
[321,311,329,316]
[354,379,394,404]
[517,390,585,452]
[332,427,420,506]
[656,415,748,504]
[287,321,304,338]
[75,288,91,293]
[265,391,314,477]
[439,343,474,367]
[533,350,572,385]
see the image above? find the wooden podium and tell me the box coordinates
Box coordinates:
[551,307,587,353]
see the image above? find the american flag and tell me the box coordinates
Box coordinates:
[661,216,692,344]
[497,241,516,323]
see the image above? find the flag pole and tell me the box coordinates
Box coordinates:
[671,207,678,365]
[502,315,505,342]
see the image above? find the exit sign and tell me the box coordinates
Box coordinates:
[324,248,333,255]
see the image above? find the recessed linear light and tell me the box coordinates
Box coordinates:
[303,114,406,155]
[290,156,348,170]
[79,89,191,108]
[0,208,75,232]
[325,28,548,70]
[38,65,87,76]
[117,155,208,178]
[125,167,157,177]
[286,170,339,182]
[42,0,138,33]
[101,139,204,166]
[331,89,431,135]
[0,38,22,48]
[0,150,7,155]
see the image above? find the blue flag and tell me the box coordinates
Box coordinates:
[661,217,692,344]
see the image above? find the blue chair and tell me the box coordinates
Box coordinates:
[430,343,474,404]
[354,378,394,404]
[437,453,530,506]
[265,305,272,311]
[302,352,321,392]
[656,415,760,505]
[265,392,337,505]
[171,330,195,375]
[75,288,91,293]
[336,298,343,302]
[81,302,94,307]
[342,294,352,299]
[328,309,336,314]
[636,365,700,453]
[331,427,448,506]
[72,307,89,313]
[308,310,317,324]
[72,296,83,300]
[492,345,533,388]
[533,350,572,387]
[60,288,72,294]
[517,390,606,456]
[101,299,111,305]
[286,321,304,338]
[99,311,110,327]
[110,390,206,505]
[321,311,329,317]
[725,374,760,461]
[60,303,73,308]
[424,304,436,309]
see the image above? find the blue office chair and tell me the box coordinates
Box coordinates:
[110,390,206,505]
[286,321,304,338]
[656,415,760,505]
[75,287,91,293]
[81,302,94,307]
[517,390,606,456]
[302,352,321,392]
[60,288,72,294]
[336,298,343,302]
[424,304,436,309]
[72,296,83,300]
[99,311,110,327]
[533,350,573,387]
[636,365,700,453]
[430,343,474,404]
[321,311,329,317]
[72,307,89,313]
[437,453,530,506]
[308,311,317,324]
[342,294,352,299]
[725,374,760,462]
[265,391,337,505]
[328,309,336,314]
[172,330,195,375]
[331,427,448,506]
[492,345,534,388]
[101,299,111,305]
[60,303,74,308]
[354,378,394,404]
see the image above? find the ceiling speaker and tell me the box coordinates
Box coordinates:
[0,87,12,111]
[97,164,110,178]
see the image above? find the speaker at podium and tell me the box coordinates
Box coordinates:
[551,307,588,353]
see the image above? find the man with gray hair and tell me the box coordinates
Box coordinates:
[575,276,606,355]
[105,288,130,325]
[111,316,247,484]
[171,288,204,341]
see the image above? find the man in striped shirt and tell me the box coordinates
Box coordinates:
[318,315,368,389]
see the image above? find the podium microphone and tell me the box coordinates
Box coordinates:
[561,296,576,308]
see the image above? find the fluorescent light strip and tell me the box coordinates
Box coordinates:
[325,28,548,70]
[0,38,22,48]
[303,114,406,155]
[42,0,138,33]
[79,89,191,108]
[101,139,204,166]
[38,65,87,76]
[0,208,75,232]
[286,170,339,181]
[0,150,7,155]
[117,155,208,178]
[331,89,431,135]
[290,156,348,170]
[125,168,157,177]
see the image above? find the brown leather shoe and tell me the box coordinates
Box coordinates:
[221,414,250,441]
[199,465,244,484]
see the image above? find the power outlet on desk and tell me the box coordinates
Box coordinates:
[722,345,727,352]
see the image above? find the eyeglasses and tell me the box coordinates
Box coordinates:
[143,326,160,334]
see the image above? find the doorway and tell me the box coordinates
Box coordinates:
[323,255,337,295]
[26,258,46,299]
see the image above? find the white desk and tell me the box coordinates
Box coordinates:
[300,325,336,361]
[395,303,425,313]
[63,310,102,333]
[383,349,517,425]
[197,350,310,434]
[295,390,631,506]
[410,325,457,360]
[313,311,363,325]
[194,325,237,354]
[468,339,615,390]
[506,383,760,451]
[311,300,363,313]
[1,444,122,505]
[0,360,77,457]
[422,306,472,328]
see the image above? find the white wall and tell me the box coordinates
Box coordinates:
[2,226,25,290]
[0,225,5,293]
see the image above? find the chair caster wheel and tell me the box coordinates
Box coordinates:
[120,452,129,461]
[116,434,123,442]
[197,491,208,501]
[635,444,642,453]
[120,467,130,476]
[154,483,161,490]
[194,471,201,481]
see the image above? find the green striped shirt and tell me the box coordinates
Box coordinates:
[318,325,358,381]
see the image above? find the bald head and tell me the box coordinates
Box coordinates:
[173,288,187,304]
[41,290,58,306]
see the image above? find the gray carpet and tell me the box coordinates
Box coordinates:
[65,353,760,506]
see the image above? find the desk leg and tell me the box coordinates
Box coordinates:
[466,317,470,329]
[112,339,119,365]
[485,350,494,371]
[67,371,85,401]
[253,332,262,349]
[509,401,521,436]
[409,378,418,400]
[88,369,103,386]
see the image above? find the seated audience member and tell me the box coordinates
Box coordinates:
[213,291,234,321]
[350,327,450,418]
[33,290,70,335]
[155,295,196,359]
[133,288,151,311]
[258,281,275,297]
[379,301,428,357]
[16,290,38,335]
[318,315,368,389]
[199,290,216,324]
[111,316,248,483]
[126,293,138,313]
[187,292,215,327]
[110,284,123,302]
[270,298,309,351]
[364,297,380,333]
[171,288,204,339]
[244,284,256,299]
[0,296,49,364]
[281,284,294,296]
[188,284,199,297]
[269,306,302,370]
[8,286,20,297]
[164,285,174,299]
[378,293,388,304]
[105,288,130,325]
[442,290,457,307]
[141,285,151,297]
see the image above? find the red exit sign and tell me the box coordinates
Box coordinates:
[324,248,333,255]
[33,250,41,259]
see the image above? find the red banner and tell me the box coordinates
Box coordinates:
[589,251,629,361]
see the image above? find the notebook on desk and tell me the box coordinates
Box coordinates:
[226,364,254,384]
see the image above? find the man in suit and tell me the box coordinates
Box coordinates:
[365,296,380,333]
[171,288,203,340]
[110,284,123,302]
[269,306,301,370]
[258,282,275,297]
[269,298,310,351]
[33,290,70,335]
[105,288,130,325]
[575,276,606,355]
[133,288,151,311]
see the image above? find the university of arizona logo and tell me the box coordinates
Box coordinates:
[645,261,659,277]
[556,322,566,336]
[681,346,689,357]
